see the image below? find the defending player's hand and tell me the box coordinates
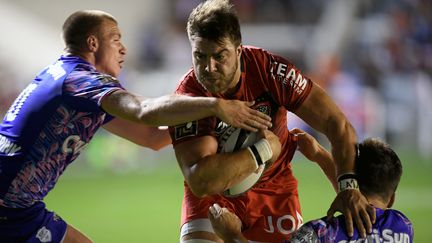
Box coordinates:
[290,128,321,162]
[216,99,272,132]
[208,203,246,243]
[258,129,281,163]
[327,189,376,238]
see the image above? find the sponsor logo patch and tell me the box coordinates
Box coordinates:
[253,93,278,117]
[174,121,198,140]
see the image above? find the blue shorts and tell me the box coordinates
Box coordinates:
[0,201,67,243]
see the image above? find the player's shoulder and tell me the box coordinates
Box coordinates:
[241,45,271,61]
[241,45,286,59]
[242,45,262,51]
[67,63,120,88]
[241,45,296,74]
[60,55,94,74]
[375,208,414,242]
[56,55,114,82]
[177,68,195,85]
[241,45,268,53]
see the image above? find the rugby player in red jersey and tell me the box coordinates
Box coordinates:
[169,0,374,242]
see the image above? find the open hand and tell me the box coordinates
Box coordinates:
[327,189,376,238]
[217,100,272,132]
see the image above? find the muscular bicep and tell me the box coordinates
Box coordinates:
[295,82,357,176]
[174,136,218,178]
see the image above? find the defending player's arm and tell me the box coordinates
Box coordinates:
[294,83,375,238]
[101,90,272,130]
[290,128,337,192]
[174,130,280,197]
[103,117,172,150]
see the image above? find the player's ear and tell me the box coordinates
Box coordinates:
[87,35,99,52]
[236,45,242,58]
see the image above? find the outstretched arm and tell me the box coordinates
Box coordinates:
[294,84,374,238]
[101,90,272,131]
[290,128,337,192]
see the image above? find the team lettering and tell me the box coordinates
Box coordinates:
[270,61,308,94]
[264,211,303,235]
[339,228,411,243]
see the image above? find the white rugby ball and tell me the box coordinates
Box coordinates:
[218,127,265,197]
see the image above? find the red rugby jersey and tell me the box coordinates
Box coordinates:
[170,45,313,183]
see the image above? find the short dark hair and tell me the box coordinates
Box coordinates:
[62,10,117,54]
[187,0,242,46]
[356,138,403,201]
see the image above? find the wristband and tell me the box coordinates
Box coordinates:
[247,139,273,169]
[337,173,359,192]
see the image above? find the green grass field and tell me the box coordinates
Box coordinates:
[45,153,431,242]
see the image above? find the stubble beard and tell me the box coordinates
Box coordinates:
[198,58,239,95]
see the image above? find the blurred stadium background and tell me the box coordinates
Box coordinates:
[1,0,431,242]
